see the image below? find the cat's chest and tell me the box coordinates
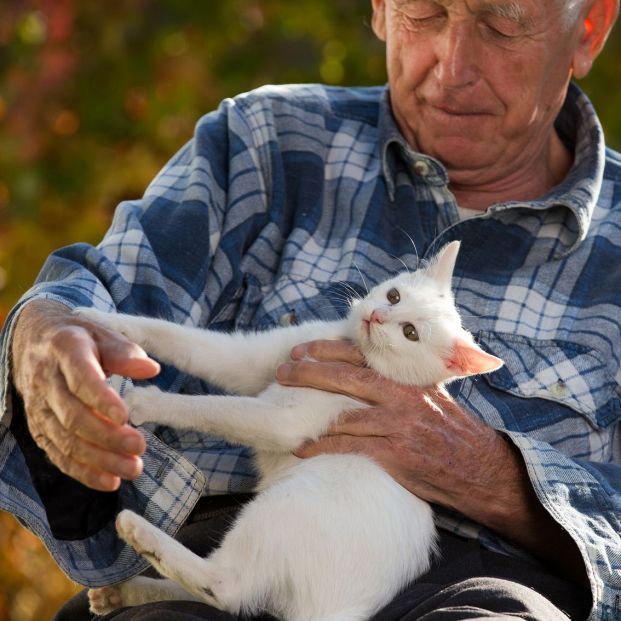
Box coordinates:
[254,452,302,488]
[253,384,366,482]
[259,383,363,423]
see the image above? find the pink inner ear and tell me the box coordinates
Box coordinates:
[446,339,503,376]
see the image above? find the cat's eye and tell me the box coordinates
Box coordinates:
[387,288,400,305]
[403,323,419,341]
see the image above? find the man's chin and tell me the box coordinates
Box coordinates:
[425,139,500,176]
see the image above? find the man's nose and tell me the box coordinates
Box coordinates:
[433,21,480,88]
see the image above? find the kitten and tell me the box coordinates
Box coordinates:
[79,241,502,621]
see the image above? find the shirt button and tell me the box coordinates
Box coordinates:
[279,311,298,327]
[413,160,431,177]
[550,380,568,398]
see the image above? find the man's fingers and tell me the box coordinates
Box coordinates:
[277,359,386,403]
[29,405,144,490]
[46,369,146,455]
[327,407,389,437]
[56,338,128,424]
[53,326,158,424]
[290,339,365,366]
[37,436,123,492]
[294,433,387,459]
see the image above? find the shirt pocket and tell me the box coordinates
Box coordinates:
[476,331,620,430]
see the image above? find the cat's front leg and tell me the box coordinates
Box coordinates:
[124,386,326,452]
[125,385,168,427]
[74,307,148,344]
[73,307,288,396]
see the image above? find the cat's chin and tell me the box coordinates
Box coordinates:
[353,322,373,353]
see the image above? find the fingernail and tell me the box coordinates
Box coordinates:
[290,345,307,359]
[122,436,145,454]
[276,362,293,382]
[107,406,126,424]
[100,474,120,491]
[122,457,143,479]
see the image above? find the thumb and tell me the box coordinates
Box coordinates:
[95,333,160,379]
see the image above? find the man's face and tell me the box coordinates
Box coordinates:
[372,0,587,185]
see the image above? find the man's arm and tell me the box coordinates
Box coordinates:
[10,298,160,491]
[276,339,589,586]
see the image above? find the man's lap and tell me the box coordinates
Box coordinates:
[53,497,591,621]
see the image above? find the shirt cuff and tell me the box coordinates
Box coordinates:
[0,292,75,426]
[505,430,621,621]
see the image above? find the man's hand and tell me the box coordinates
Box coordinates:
[276,339,589,586]
[10,299,160,492]
[276,339,515,522]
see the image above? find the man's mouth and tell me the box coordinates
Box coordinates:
[431,104,490,117]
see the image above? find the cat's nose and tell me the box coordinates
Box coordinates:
[370,310,384,324]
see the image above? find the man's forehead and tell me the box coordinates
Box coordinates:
[392,0,548,13]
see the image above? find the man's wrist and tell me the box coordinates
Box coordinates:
[454,431,588,586]
[10,299,72,394]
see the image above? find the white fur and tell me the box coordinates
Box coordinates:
[81,241,502,621]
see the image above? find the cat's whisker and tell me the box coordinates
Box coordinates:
[329,290,360,304]
[396,227,420,270]
[388,253,411,276]
[337,282,364,300]
[352,262,370,295]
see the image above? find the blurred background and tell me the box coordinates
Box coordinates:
[0,1,619,620]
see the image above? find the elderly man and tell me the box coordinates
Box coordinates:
[2,0,620,619]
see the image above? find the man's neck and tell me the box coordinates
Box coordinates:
[447,132,574,211]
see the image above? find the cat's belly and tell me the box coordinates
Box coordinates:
[246,452,435,584]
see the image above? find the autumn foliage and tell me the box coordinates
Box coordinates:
[0,1,619,620]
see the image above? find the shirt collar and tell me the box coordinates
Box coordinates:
[379,88,449,199]
[379,82,606,254]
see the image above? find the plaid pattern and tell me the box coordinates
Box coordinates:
[1,82,620,618]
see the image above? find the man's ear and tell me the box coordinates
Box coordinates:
[572,0,619,79]
[371,0,387,41]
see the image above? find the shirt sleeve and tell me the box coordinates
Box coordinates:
[0,94,272,586]
[506,430,621,621]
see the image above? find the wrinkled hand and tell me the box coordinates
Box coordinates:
[276,339,590,585]
[11,299,160,492]
[276,339,524,527]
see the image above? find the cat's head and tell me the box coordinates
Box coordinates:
[347,241,502,386]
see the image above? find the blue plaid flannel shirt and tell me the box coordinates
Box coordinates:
[1,81,620,620]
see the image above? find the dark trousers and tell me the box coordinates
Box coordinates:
[54,496,591,621]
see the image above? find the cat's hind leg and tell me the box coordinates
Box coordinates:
[88,576,202,615]
[116,510,245,614]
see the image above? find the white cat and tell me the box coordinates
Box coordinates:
[79,241,502,621]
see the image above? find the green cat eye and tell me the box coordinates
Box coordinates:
[387,288,400,305]
[403,323,419,341]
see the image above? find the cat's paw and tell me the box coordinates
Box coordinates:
[116,510,163,565]
[88,585,123,616]
[125,386,163,426]
[74,307,123,333]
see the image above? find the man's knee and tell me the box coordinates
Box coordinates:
[375,577,578,621]
[431,577,572,618]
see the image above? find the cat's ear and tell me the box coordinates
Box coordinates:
[426,241,460,291]
[445,337,503,377]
